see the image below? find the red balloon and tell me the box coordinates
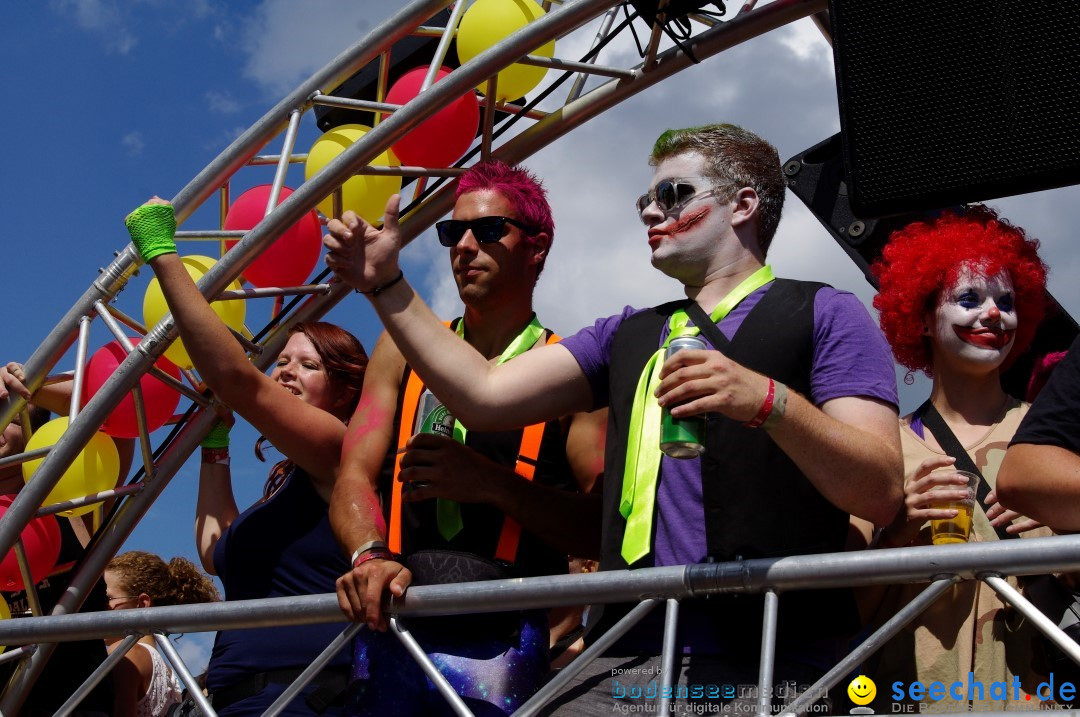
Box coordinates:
[224,185,322,288]
[85,339,182,439]
[0,495,61,591]
[386,66,480,168]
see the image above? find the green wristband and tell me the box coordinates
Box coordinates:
[200,420,231,449]
[125,204,177,262]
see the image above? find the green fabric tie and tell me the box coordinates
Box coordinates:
[433,314,547,541]
[620,265,775,564]
[125,204,178,262]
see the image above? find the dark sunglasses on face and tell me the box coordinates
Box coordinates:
[435,216,540,247]
[635,176,721,224]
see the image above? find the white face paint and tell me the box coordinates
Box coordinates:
[640,153,733,281]
[928,265,1018,372]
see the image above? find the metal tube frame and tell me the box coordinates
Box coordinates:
[0,0,865,710]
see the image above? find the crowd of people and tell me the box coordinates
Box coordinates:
[2,121,1079,715]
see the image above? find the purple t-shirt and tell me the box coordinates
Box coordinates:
[561,281,897,569]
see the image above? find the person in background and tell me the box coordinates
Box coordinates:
[104,550,219,717]
[998,336,1080,530]
[1,364,135,716]
[125,198,367,715]
[855,206,1053,710]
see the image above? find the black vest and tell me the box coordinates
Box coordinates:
[378,365,574,579]
[595,280,858,651]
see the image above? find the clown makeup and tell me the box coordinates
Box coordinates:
[928,265,1017,370]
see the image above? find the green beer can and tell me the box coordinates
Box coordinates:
[660,335,706,459]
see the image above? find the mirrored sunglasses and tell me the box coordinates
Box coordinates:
[435,216,539,247]
[635,176,721,224]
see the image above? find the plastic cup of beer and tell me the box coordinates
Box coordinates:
[929,470,979,545]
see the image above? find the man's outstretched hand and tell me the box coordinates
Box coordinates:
[323,194,403,295]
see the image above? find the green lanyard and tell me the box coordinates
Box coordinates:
[435,314,547,541]
[620,265,774,565]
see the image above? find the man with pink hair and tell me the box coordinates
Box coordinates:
[331,160,606,716]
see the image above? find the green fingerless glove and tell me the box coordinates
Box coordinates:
[200,420,231,449]
[125,204,177,262]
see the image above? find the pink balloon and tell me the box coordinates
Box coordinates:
[386,66,480,168]
[85,339,182,439]
[0,495,61,591]
[224,185,322,288]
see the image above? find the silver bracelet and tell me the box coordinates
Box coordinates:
[350,539,389,565]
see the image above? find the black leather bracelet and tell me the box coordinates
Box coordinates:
[357,270,404,296]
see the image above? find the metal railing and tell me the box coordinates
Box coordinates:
[0,537,1077,716]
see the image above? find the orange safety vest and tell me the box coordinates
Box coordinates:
[388,325,561,564]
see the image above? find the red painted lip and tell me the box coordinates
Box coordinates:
[953,326,1015,349]
[647,229,669,248]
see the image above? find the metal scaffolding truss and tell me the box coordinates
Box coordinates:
[0,0,843,711]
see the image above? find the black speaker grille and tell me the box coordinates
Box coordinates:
[830,1,1080,216]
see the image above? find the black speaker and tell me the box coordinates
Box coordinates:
[784,133,1078,398]
[829,0,1080,217]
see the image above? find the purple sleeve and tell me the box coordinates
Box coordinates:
[559,306,641,410]
[811,288,898,407]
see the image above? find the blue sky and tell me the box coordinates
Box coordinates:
[4,0,1080,671]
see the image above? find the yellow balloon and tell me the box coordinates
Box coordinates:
[457,0,554,101]
[21,417,120,517]
[143,255,247,370]
[304,124,402,224]
[0,594,8,653]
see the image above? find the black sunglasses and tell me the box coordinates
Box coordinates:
[435,216,539,247]
[635,176,721,224]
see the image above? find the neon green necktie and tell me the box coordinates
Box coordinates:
[434,315,547,541]
[620,266,774,564]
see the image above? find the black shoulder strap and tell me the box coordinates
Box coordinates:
[917,400,1015,541]
[685,301,732,352]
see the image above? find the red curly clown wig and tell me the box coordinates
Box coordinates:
[872,206,1047,376]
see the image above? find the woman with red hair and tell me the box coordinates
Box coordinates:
[858,206,1053,709]
[125,197,367,715]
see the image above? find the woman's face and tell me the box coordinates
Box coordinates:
[927,264,1017,373]
[103,569,141,611]
[269,332,339,414]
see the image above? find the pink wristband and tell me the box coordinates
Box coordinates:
[744,378,775,428]
[353,549,393,569]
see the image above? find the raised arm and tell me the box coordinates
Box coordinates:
[127,199,346,486]
[323,201,592,430]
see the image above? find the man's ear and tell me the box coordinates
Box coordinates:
[729,187,760,230]
[528,232,551,266]
[137,592,152,609]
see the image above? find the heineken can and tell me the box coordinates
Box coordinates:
[414,388,455,439]
[660,335,706,459]
[407,389,454,490]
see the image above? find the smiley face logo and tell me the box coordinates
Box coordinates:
[847,675,876,706]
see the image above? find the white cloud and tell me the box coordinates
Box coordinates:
[239,0,397,97]
[121,131,146,156]
[54,0,137,53]
[206,90,241,114]
[171,631,215,676]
